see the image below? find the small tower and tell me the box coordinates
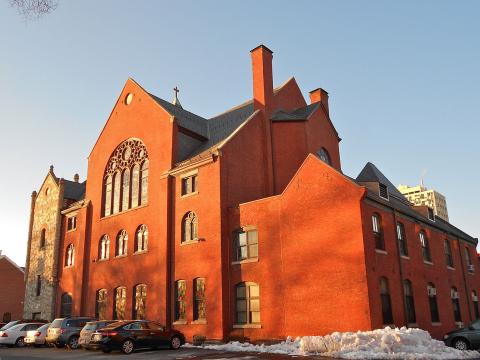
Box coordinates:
[172,86,182,108]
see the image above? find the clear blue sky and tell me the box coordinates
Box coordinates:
[1,1,479,265]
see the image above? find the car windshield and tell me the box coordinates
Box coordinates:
[83,322,97,331]
[0,321,19,331]
[50,319,64,328]
[38,323,51,331]
[102,321,125,330]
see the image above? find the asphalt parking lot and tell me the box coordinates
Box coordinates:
[0,346,331,360]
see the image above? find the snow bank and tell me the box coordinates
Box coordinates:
[300,327,479,359]
[191,327,480,359]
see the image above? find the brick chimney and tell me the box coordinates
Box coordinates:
[250,45,274,117]
[73,174,79,183]
[309,88,329,115]
[250,45,275,195]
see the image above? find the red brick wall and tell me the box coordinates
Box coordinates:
[0,257,25,321]
[362,200,480,339]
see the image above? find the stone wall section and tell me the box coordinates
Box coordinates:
[23,171,64,320]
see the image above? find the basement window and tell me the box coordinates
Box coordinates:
[379,183,389,200]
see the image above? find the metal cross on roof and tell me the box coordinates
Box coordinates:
[173,86,179,97]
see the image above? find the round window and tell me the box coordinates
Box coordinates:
[317,148,331,165]
[125,93,133,105]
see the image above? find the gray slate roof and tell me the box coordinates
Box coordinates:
[271,103,319,122]
[355,163,477,245]
[64,180,86,201]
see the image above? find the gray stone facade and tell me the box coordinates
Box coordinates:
[23,168,64,321]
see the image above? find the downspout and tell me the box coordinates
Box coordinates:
[457,238,473,323]
[392,209,408,326]
[166,174,175,328]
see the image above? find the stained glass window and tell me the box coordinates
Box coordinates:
[135,225,148,253]
[193,278,206,321]
[182,212,198,243]
[113,287,126,320]
[96,289,108,320]
[133,284,147,320]
[175,280,186,321]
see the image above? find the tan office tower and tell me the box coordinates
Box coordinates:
[397,184,449,221]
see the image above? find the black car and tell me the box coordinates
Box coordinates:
[89,320,185,354]
[444,319,480,350]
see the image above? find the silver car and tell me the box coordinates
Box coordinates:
[24,323,50,347]
[79,321,115,350]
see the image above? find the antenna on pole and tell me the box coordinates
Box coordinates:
[421,169,427,188]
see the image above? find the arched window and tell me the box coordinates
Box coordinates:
[135,225,148,253]
[404,280,416,324]
[121,168,130,211]
[419,231,431,263]
[380,277,393,325]
[116,230,128,256]
[104,175,113,216]
[182,212,198,243]
[60,293,72,317]
[235,282,260,325]
[113,287,126,320]
[445,239,454,268]
[95,289,108,320]
[99,235,110,260]
[112,171,121,214]
[451,287,462,322]
[102,139,148,217]
[174,280,186,322]
[465,247,474,272]
[140,160,149,205]
[65,244,74,267]
[316,147,331,165]
[372,213,384,251]
[193,278,206,321]
[133,284,147,320]
[40,228,46,249]
[472,291,479,319]
[427,283,440,323]
[396,222,408,257]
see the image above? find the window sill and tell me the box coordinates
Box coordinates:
[407,323,418,328]
[64,265,73,269]
[101,204,148,220]
[233,324,261,329]
[400,255,410,260]
[423,261,434,266]
[231,258,259,265]
[455,322,464,327]
[468,271,475,275]
[180,239,204,246]
[191,320,207,325]
[115,254,128,259]
[66,229,77,233]
[96,258,109,262]
[375,249,387,255]
[134,250,148,256]
[432,322,442,327]
[181,191,199,199]
[173,320,187,325]
[447,266,455,271]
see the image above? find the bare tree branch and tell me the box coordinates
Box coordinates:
[9,0,58,19]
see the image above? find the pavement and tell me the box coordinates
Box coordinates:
[0,346,331,360]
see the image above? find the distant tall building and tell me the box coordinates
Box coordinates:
[397,184,449,221]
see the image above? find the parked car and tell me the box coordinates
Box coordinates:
[0,323,5,328]
[46,317,95,349]
[444,319,480,350]
[0,322,43,347]
[79,320,116,350]
[89,320,185,354]
[0,319,48,332]
[24,323,51,347]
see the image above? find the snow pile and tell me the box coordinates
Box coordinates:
[191,327,480,359]
[302,327,479,359]
[191,336,301,355]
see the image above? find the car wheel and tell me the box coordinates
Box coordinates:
[170,336,182,350]
[67,336,79,350]
[453,338,470,350]
[121,339,135,354]
[15,337,25,348]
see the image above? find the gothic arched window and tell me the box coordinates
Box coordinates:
[60,293,72,317]
[135,225,148,253]
[116,230,128,256]
[96,289,108,320]
[113,287,126,320]
[182,212,198,243]
[65,244,74,267]
[99,235,110,260]
[102,138,148,217]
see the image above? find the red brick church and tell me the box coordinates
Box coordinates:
[24,45,479,342]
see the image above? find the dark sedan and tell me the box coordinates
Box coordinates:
[89,320,185,354]
[444,319,480,350]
